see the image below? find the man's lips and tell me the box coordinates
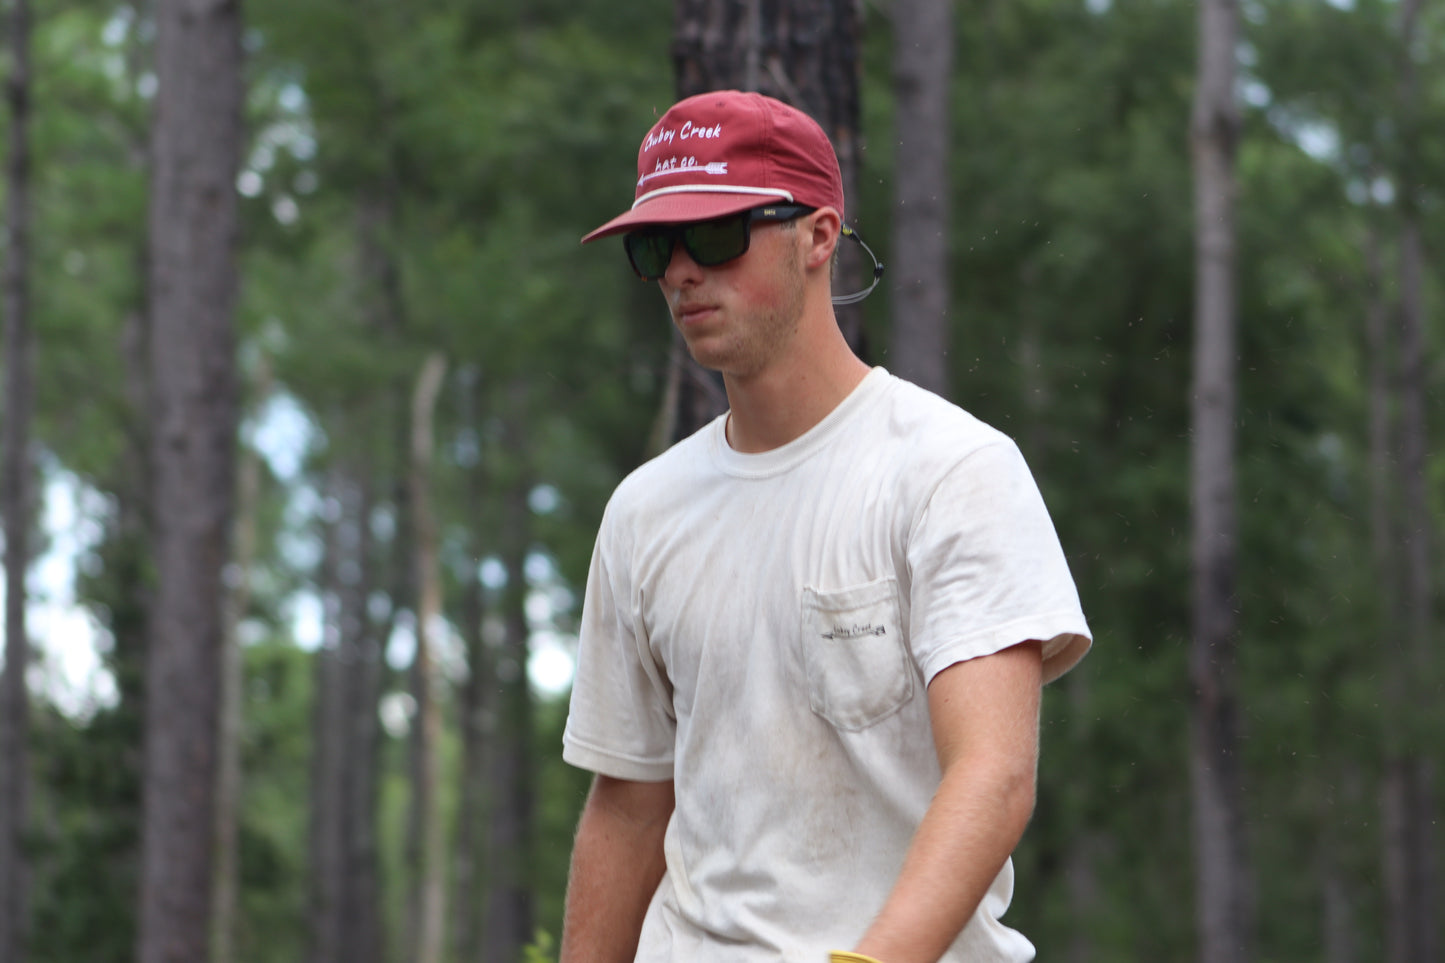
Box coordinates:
[674,302,718,325]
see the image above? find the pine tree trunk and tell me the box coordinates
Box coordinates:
[407,354,448,963]
[1316,761,1361,963]
[1363,227,1394,601]
[309,458,384,963]
[1364,224,1415,963]
[888,0,951,397]
[1382,0,1438,955]
[453,366,493,963]
[1387,219,1438,963]
[343,644,385,963]
[1381,761,1415,963]
[483,399,536,963]
[1063,672,1100,963]
[669,0,867,441]
[340,467,384,963]
[308,493,346,963]
[112,307,152,961]
[320,187,405,963]
[211,359,269,963]
[1188,0,1250,960]
[1321,846,1356,963]
[1394,2,1438,955]
[0,0,34,958]
[137,0,243,960]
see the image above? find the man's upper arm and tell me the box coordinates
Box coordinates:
[926,640,1043,776]
[561,775,675,963]
[843,642,1047,962]
[587,773,677,829]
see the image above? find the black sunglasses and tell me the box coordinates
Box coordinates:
[623,204,816,281]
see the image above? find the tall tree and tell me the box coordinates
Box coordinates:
[1362,222,1393,963]
[888,0,951,397]
[483,385,538,963]
[1382,1,1437,959]
[307,456,384,963]
[0,0,35,960]
[308,429,390,963]
[452,365,493,963]
[405,353,447,963]
[668,0,866,440]
[308,464,349,963]
[136,0,244,961]
[1188,0,1250,961]
[211,357,271,963]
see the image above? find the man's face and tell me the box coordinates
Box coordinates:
[656,216,808,379]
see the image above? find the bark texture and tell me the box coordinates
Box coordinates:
[1187,0,1251,960]
[1381,0,1438,956]
[309,494,347,963]
[452,366,493,963]
[483,392,537,963]
[313,194,407,963]
[308,461,384,963]
[888,0,951,397]
[211,360,269,963]
[137,0,244,961]
[668,0,867,441]
[1,0,35,959]
[406,354,448,963]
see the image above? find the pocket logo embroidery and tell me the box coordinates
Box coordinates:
[801,577,912,731]
[820,623,887,640]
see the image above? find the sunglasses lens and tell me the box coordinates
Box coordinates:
[681,215,749,267]
[623,211,761,279]
[625,232,675,280]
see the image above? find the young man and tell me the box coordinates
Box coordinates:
[561,90,1091,963]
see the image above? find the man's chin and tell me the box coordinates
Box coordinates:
[678,333,729,372]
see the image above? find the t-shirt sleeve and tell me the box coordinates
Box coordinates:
[562,502,677,781]
[906,439,1091,685]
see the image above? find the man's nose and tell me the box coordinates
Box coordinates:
[663,238,702,285]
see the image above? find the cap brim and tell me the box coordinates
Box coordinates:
[580,190,791,244]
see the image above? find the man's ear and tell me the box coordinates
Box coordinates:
[804,207,843,270]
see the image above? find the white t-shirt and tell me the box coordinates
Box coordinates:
[564,368,1091,962]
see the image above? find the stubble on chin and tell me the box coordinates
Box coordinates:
[669,240,807,376]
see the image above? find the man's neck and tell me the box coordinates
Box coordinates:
[721,331,871,453]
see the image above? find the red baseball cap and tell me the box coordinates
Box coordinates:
[581,90,845,243]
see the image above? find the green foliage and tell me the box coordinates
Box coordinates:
[235,641,314,963]
[521,928,558,963]
[8,0,1443,959]
[27,704,140,963]
[531,694,593,941]
[25,2,149,486]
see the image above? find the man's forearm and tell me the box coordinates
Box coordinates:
[851,756,1035,963]
[851,643,1043,963]
[559,776,674,963]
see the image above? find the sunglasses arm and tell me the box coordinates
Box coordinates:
[832,225,885,306]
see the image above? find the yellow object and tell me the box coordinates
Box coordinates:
[829,953,886,963]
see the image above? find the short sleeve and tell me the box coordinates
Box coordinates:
[906,440,1091,685]
[562,502,677,781]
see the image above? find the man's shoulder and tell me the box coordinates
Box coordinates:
[605,416,720,516]
[871,371,1018,465]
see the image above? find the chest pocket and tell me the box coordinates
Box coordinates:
[800,576,913,731]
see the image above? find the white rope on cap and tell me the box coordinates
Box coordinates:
[632,184,794,209]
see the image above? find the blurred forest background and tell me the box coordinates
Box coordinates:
[0,0,1441,961]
